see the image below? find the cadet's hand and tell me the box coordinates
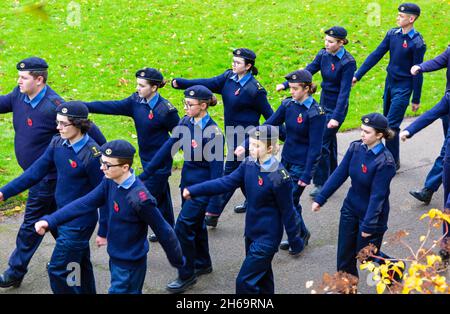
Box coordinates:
[327,119,339,129]
[311,202,321,212]
[411,103,420,112]
[183,188,191,200]
[96,236,107,248]
[352,77,358,87]
[172,79,178,88]
[34,220,49,236]
[276,84,285,92]
[0,192,3,202]
[298,180,308,187]
[399,130,410,142]
[361,232,372,238]
[234,146,246,157]
[410,65,421,75]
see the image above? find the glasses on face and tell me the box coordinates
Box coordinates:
[55,120,73,128]
[183,99,200,109]
[99,159,125,170]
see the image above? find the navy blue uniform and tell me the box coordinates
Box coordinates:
[85,93,180,227]
[405,46,450,239]
[188,157,302,294]
[283,48,356,186]
[0,135,103,293]
[40,173,184,294]
[174,70,275,211]
[314,141,396,277]
[264,96,326,239]
[140,115,224,280]
[0,85,106,281]
[355,28,426,165]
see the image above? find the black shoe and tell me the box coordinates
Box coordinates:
[279,240,289,251]
[194,266,213,277]
[46,262,50,270]
[148,234,158,242]
[309,185,322,198]
[302,230,311,246]
[205,215,219,228]
[409,188,433,205]
[166,275,197,294]
[234,203,246,213]
[395,161,401,171]
[0,273,23,288]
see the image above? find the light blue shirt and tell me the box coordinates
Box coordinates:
[24,85,47,109]
[140,93,160,110]
[334,47,345,59]
[294,96,313,109]
[363,142,384,155]
[118,170,136,190]
[230,72,252,87]
[395,28,416,39]
[190,113,211,130]
[62,134,90,154]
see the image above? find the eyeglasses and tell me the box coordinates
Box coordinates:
[183,99,200,109]
[99,159,126,170]
[55,120,73,128]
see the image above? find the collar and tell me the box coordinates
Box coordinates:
[24,85,47,109]
[117,170,136,190]
[140,93,160,110]
[230,72,252,87]
[294,96,313,109]
[362,142,384,155]
[62,134,90,154]
[331,47,345,59]
[250,156,278,172]
[190,113,211,130]
[395,28,416,39]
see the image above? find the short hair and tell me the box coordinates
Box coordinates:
[29,70,48,83]
[67,117,92,134]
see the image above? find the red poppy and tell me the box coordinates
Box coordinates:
[113,201,119,212]
[235,88,240,96]
[138,191,148,201]
[68,159,77,168]
[27,118,33,127]
[148,111,154,120]
[258,176,263,186]
[297,114,303,124]
[331,63,335,71]
[362,164,368,173]
[191,139,198,148]
[402,40,408,48]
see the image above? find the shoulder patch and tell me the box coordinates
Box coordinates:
[278,169,290,181]
[165,101,177,112]
[49,97,62,107]
[91,146,102,157]
[256,82,264,90]
[412,33,425,49]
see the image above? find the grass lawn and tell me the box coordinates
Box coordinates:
[0,0,448,208]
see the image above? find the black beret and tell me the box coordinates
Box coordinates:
[398,3,421,16]
[361,113,388,130]
[135,68,163,83]
[16,57,48,71]
[284,69,312,83]
[248,125,279,141]
[324,26,348,39]
[56,101,89,119]
[100,140,136,159]
[184,85,213,100]
[233,48,256,61]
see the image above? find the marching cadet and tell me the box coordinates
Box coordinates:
[277,26,357,198]
[183,125,303,294]
[0,57,106,288]
[400,44,450,263]
[83,68,180,243]
[257,69,325,252]
[139,85,224,293]
[0,102,103,294]
[352,3,426,170]
[34,140,185,294]
[312,113,397,280]
[172,48,276,219]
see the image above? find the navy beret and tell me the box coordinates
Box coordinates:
[233,48,256,61]
[100,140,136,159]
[248,125,279,141]
[56,101,89,119]
[16,57,48,71]
[135,68,163,83]
[398,3,420,16]
[324,26,348,39]
[184,85,213,100]
[361,113,388,130]
[284,69,312,83]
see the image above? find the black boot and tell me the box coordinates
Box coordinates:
[234,202,246,214]
[409,187,433,205]
[0,273,23,288]
[205,215,219,228]
[166,275,197,294]
[148,234,158,242]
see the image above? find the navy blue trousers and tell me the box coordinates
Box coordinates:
[337,204,389,278]
[176,194,212,280]
[383,76,413,164]
[108,259,147,294]
[235,238,277,294]
[48,225,96,294]
[143,172,175,227]
[6,178,58,279]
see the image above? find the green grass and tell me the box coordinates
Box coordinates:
[0,0,448,200]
